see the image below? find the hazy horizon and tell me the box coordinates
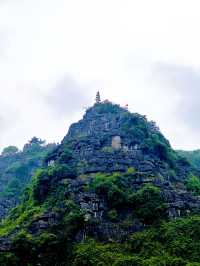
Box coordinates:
[1,1,200,151]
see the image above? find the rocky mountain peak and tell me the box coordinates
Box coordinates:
[55,101,184,178]
[66,102,128,139]
[66,101,159,144]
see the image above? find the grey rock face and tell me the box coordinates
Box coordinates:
[67,177,145,242]
[162,188,200,218]
[60,103,181,179]
[28,103,200,242]
[62,173,200,242]
[28,212,60,234]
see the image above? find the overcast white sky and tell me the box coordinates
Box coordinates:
[0,0,200,151]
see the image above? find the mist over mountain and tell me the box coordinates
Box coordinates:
[0,138,56,219]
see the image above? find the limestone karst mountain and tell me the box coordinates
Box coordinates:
[1,101,200,265]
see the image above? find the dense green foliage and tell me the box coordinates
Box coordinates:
[0,138,55,219]
[121,112,149,141]
[0,168,168,265]
[33,164,73,203]
[0,170,85,265]
[73,215,200,265]
[186,175,200,195]
[177,150,200,170]
[90,171,168,224]
[3,212,200,266]
[120,112,178,168]
[91,102,123,114]
[0,138,55,198]
[1,146,19,156]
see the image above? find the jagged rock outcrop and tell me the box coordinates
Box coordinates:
[19,103,200,241]
[63,174,200,241]
[50,102,192,181]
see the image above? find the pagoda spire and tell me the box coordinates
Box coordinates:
[95,91,101,104]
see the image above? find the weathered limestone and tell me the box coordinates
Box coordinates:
[112,136,122,150]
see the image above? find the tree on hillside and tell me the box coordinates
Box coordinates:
[1,146,19,156]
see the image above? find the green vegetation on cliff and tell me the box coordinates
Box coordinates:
[0,102,200,265]
[73,215,200,266]
[0,137,56,219]
[177,150,200,170]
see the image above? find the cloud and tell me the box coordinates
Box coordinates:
[0,105,20,149]
[154,63,200,131]
[45,75,91,117]
[1,0,200,151]
[149,63,200,150]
